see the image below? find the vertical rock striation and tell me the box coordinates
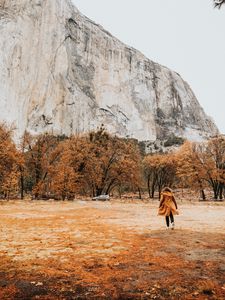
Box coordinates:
[0,0,219,141]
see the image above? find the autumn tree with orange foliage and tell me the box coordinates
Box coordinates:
[0,123,20,199]
[143,153,177,198]
[23,133,66,199]
[176,141,208,200]
[48,141,80,200]
[49,136,89,199]
[204,136,225,199]
[176,137,225,200]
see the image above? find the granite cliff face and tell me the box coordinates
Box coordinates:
[0,0,219,141]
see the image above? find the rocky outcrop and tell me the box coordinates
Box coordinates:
[0,0,219,141]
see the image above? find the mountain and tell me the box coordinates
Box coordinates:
[0,0,219,142]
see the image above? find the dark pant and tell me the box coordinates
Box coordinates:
[165,212,174,227]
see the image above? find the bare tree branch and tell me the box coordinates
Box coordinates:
[214,0,225,8]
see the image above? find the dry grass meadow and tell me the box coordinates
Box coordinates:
[0,196,225,299]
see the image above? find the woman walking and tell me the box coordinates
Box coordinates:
[158,187,179,229]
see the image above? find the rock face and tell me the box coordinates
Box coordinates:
[0,0,219,141]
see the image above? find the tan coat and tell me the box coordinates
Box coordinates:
[158,191,179,216]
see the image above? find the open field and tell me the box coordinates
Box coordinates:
[0,199,225,299]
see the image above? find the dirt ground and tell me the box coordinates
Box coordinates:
[0,198,225,299]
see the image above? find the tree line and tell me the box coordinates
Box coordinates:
[0,123,225,200]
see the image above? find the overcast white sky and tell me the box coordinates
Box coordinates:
[72,0,225,133]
